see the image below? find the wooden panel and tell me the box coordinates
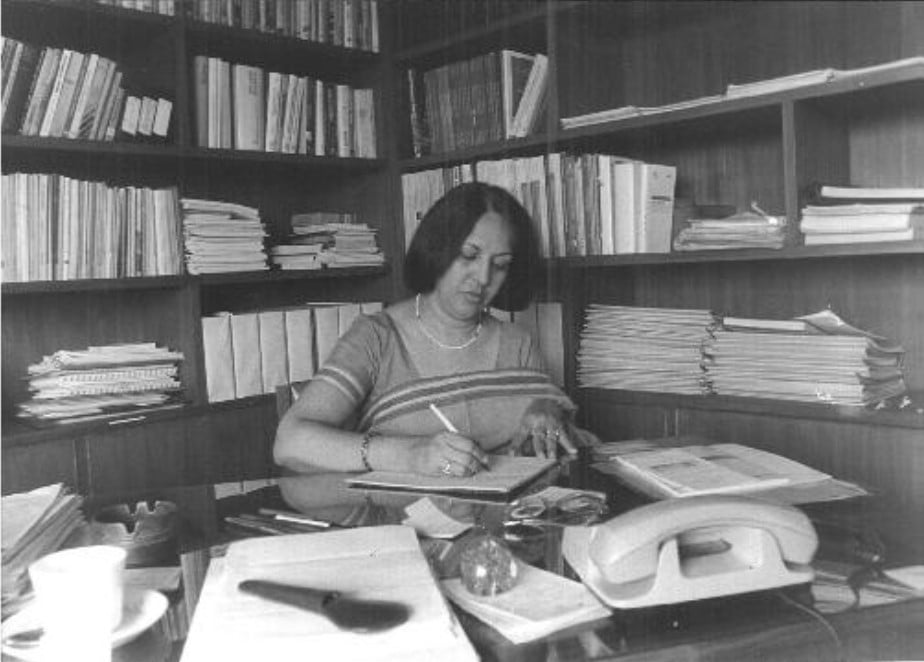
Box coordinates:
[577,397,673,443]
[1,439,80,495]
[678,408,924,559]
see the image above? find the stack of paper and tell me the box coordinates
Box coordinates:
[2,484,85,618]
[800,202,924,246]
[441,562,610,644]
[181,198,268,274]
[674,208,787,251]
[17,343,184,423]
[271,212,384,269]
[180,526,478,662]
[320,224,385,268]
[577,305,714,394]
[707,310,907,406]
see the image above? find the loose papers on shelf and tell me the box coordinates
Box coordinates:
[442,562,610,644]
[181,197,268,274]
[180,525,478,662]
[592,440,868,504]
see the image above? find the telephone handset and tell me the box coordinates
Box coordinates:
[562,494,818,609]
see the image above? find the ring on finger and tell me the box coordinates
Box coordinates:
[441,460,453,476]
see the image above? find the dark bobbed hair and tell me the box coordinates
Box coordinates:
[404,182,541,312]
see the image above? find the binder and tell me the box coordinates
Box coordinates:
[201,314,235,402]
[230,313,262,398]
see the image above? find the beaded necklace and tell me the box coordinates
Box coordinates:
[415,293,482,350]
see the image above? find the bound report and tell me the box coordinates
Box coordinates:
[346,456,557,499]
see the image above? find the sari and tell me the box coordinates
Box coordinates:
[313,310,573,451]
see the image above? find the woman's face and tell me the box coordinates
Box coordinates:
[433,210,514,322]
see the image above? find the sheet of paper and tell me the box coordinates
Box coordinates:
[402,498,472,539]
[181,526,478,662]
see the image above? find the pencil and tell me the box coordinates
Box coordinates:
[428,403,490,471]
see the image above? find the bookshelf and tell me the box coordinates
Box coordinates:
[392,1,924,556]
[1,1,399,495]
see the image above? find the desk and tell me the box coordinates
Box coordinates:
[197,467,924,662]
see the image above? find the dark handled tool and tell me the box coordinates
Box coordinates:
[237,580,410,633]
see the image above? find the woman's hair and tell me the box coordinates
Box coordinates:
[404,182,540,311]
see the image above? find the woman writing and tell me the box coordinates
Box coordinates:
[274,183,579,479]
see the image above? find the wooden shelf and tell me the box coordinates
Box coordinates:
[1,135,181,159]
[552,241,924,268]
[1,276,188,296]
[579,388,924,430]
[179,146,386,170]
[194,265,388,286]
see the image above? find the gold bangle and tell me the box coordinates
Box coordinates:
[360,430,380,471]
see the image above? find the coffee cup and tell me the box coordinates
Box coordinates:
[28,545,127,659]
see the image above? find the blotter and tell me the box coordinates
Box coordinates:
[180,525,478,662]
[346,456,556,499]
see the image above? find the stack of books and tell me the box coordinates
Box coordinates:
[2,484,85,618]
[673,205,787,251]
[577,305,714,395]
[181,198,269,274]
[707,310,907,406]
[17,343,185,424]
[800,184,924,246]
[271,211,383,269]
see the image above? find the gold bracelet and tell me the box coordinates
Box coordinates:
[360,430,380,471]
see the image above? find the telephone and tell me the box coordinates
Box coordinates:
[562,494,818,609]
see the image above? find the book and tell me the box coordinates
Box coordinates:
[441,562,610,644]
[2,41,40,133]
[257,310,288,395]
[816,184,924,201]
[500,49,534,139]
[20,47,61,136]
[232,64,263,150]
[802,228,918,245]
[283,306,315,383]
[137,96,158,137]
[180,526,478,662]
[345,456,556,499]
[65,52,99,139]
[635,162,677,253]
[230,312,263,398]
[510,53,548,138]
[153,98,172,138]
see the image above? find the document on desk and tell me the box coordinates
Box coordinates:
[346,456,557,499]
[180,525,478,662]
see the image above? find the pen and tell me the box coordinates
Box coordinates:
[257,508,340,529]
[429,403,490,471]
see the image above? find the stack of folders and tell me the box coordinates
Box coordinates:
[18,343,184,424]
[800,184,924,246]
[1,484,84,618]
[577,305,714,395]
[181,198,269,274]
[673,204,787,251]
[270,211,384,269]
[441,562,610,644]
[708,309,907,406]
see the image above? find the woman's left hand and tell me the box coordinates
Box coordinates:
[512,399,578,459]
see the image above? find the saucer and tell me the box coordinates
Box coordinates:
[1,588,168,661]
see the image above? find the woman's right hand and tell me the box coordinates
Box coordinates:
[410,432,491,477]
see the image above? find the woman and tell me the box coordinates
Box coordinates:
[275,182,578,478]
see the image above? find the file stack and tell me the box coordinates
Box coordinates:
[181,198,268,274]
[18,343,184,424]
[321,223,385,268]
[2,484,85,618]
[674,206,787,251]
[706,309,907,406]
[800,201,924,246]
[271,211,384,269]
[577,305,714,394]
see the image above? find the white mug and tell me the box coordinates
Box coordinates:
[28,545,127,659]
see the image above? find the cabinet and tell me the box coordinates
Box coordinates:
[1,1,402,496]
[393,1,923,557]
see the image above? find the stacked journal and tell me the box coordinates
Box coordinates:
[18,343,184,424]
[181,198,269,274]
[1,484,84,618]
[270,211,384,270]
[577,305,714,395]
[706,309,907,406]
[800,184,924,246]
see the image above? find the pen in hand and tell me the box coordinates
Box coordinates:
[428,403,490,472]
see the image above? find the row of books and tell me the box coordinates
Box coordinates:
[401,154,677,258]
[181,198,269,275]
[799,184,924,246]
[95,0,177,14]
[577,305,908,407]
[193,56,376,158]
[407,49,548,157]
[189,0,380,52]
[201,302,382,402]
[272,211,384,270]
[1,174,184,283]
[17,343,185,424]
[1,41,153,143]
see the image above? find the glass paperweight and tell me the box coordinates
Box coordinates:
[459,530,519,596]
